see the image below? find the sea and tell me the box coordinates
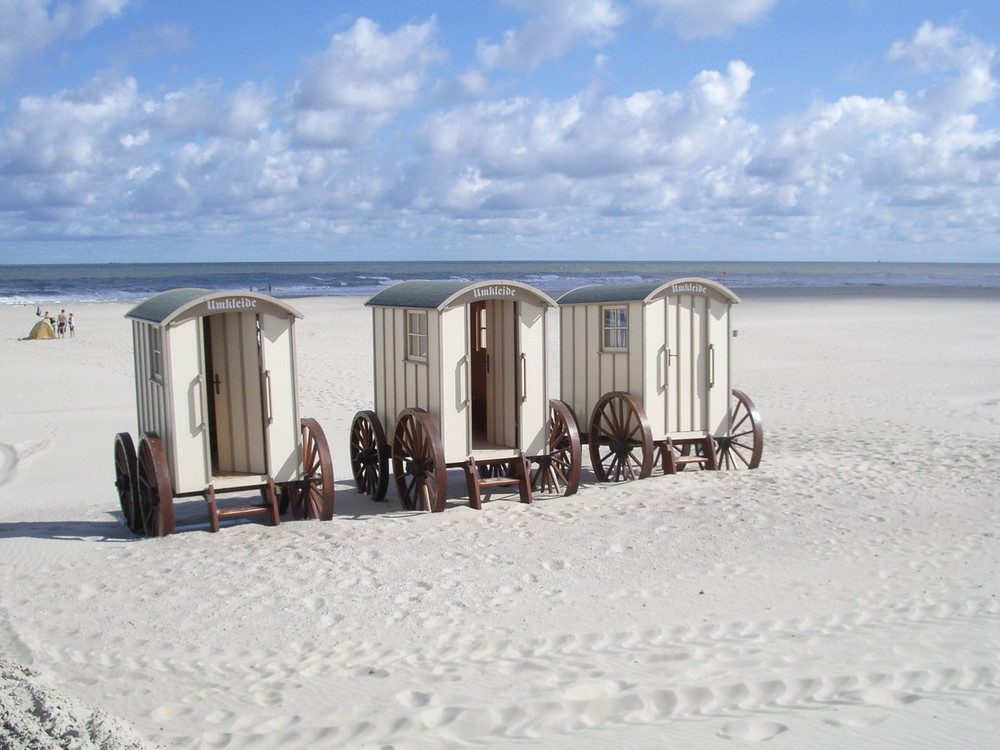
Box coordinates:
[1,260,998,305]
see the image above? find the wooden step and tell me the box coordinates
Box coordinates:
[478,476,523,488]
[204,481,281,532]
[216,504,272,519]
[675,455,710,465]
[661,436,718,474]
[463,454,533,509]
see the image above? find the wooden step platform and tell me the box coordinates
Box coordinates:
[462,454,533,510]
[661,435,718,474]
[203,479,281,532]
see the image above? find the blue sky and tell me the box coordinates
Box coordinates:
[1,1,999,264]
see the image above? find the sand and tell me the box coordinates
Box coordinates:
[1,290,998,749]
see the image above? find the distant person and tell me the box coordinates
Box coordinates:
[68,313,75,337]
[57,310,67,338]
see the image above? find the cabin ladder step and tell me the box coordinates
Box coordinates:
[463,454,533,510]
[661,436,719,474]
[204,480,281,532]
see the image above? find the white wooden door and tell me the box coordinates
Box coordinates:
[665,294,711,434]
[259,314,300,483]
[205,312,267,476]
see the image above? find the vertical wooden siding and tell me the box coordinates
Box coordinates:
[261,314,300,483]
[559,301,643,433]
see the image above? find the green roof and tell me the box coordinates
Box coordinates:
[126,288,303,325]
[557,282,664,305]
[365,280,471,309]
[366,280,557,310]
[126,288,211,324]
[558,278,740,306]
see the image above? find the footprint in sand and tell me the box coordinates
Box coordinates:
[0,443,18,486]
[718,719,788,742]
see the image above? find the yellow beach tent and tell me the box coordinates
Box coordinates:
[24,319,56,340]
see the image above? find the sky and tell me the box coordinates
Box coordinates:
[1,1,999,265]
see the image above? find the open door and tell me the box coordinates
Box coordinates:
[469,299,519,450]
[203,312,268,477]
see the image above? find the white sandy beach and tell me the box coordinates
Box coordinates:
[1,290,998,749]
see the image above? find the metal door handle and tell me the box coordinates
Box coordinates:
[264,370,274,424]
[520,353,528,403]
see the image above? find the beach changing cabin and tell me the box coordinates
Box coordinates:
[349,279,577,511]
[114,288,334,536]
[558,278,762,481]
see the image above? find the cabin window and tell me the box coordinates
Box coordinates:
[149,326,164,382]
[602,306,628,350]
[406,311,428,362]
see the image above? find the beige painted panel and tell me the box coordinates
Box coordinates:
[643,298,667,438]
[707,298,732,436]
[260,314,300,483]
[560,306,591,422]
[166,318,209,494]
[666,294,713,434]
[519,300,548,456]
[439,306,468,461]
[426,309,440,421]
[627,300,644,400]
[134,323,167,438]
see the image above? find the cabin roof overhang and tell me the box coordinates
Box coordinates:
[558,277,740,306]
[125,288,304,327]
[365,279,557,311]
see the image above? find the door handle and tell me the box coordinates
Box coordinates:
[264,370,274,424]
[213,373,222,395]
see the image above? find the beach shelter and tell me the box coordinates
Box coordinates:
[350,279,577,510]
[114,288,334,536]
[558,278,762,479]
[24,319,56,340]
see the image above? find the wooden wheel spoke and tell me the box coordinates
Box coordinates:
[392,409,445,512]
[529,400,581,497]
[717,390,763,471]
[350,411,389,502]
[298,419,334,520]
[588,393,653,482]
[135,434,174,537]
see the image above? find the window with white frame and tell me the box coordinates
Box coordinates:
[602,306,628,350]
[149,326,164,382]
[407,310,428,361]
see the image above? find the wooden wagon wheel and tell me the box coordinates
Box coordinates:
[297,417,335,521]
[114,432,139,532]
[391,408,447,512]
[530,399,582,496]
[135,433,175,537]
[716,389,764,470]
[588,391,654,482]
[350,410,390,502]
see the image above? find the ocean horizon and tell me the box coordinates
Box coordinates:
[2,260,999,305]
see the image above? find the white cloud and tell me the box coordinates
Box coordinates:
[888,21,998,118]
[639,0,776,39]
[0,15,998,261]
[291,17,444,148]
[476,0,626,71]
[0,0,131,80]
[410,60,756,215]
[744,23,1000,220]
[0,75,140,175]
